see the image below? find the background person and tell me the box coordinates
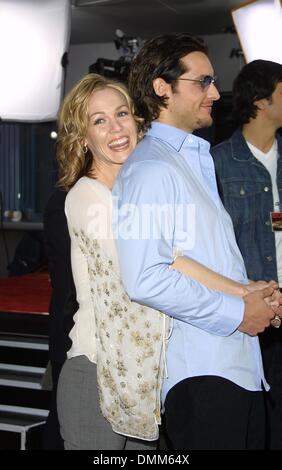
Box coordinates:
[43,188,77,449]
[211,59,282,449]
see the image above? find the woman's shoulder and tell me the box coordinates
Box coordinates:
[65,177,112,221]
[67,177,110,202]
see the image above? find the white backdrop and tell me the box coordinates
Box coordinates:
[232,0,282,64]
[0,0,71,121]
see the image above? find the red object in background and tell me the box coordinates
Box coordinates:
[0,273,51,315]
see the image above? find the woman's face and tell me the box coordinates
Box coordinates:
[85,87,138,166]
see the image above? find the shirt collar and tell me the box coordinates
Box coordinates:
[146,121,210,153]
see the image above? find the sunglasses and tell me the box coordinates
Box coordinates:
[177,75,217,90]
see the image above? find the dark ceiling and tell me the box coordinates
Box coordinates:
[70,0,244,44]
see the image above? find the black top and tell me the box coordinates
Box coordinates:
[43,189,77,363]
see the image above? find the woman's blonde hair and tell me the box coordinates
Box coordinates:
[57,73,143,190]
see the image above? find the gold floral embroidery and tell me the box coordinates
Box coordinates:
[137,381,154,400]
[72,227,169,440]
[103,282,110,296]
[110,301,123,318]
[116,360,128,377]
[110,282,117,292]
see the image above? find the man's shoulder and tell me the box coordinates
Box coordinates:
[211,136,232,157]
[212,129,243,155]
[211,130,244,170]
[120,158,177,188]
[123,136,178,174]
[277,131,282,147]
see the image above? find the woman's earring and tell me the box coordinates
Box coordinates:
[82,143,88,154]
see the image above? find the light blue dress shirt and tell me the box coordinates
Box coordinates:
[112,122,268,404]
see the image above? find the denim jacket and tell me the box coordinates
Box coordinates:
[211,128,282,282]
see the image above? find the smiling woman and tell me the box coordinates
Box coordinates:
[84,87,138,187]
[55,73,166,450]
[56,74,143,192]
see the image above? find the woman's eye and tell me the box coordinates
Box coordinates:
[118,111,129,117]
[94,118,104,125]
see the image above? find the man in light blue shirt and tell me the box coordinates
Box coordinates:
[112,33,278,450]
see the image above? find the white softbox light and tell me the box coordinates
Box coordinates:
[231,0,282,64]
[0,0,71,121]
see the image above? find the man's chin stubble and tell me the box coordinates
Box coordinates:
[195,117,213,130]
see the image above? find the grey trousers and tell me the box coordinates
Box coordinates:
[57,355,157,450]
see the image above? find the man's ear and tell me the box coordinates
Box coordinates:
[153,77,170,97]
[254,97,270,111]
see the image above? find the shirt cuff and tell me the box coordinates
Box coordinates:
[209,293,245,336]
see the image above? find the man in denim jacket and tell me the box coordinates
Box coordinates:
[212,60,282,449]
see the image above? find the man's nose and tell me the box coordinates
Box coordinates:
[209,83,220,101]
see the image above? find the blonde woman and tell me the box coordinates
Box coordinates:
[55,73,278,450]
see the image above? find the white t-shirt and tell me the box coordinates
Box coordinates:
[247,139,282,286]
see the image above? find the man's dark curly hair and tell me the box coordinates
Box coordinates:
[129,33,208,130]
[232,59,282,125]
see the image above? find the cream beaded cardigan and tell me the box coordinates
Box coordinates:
[65,176,168,441]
